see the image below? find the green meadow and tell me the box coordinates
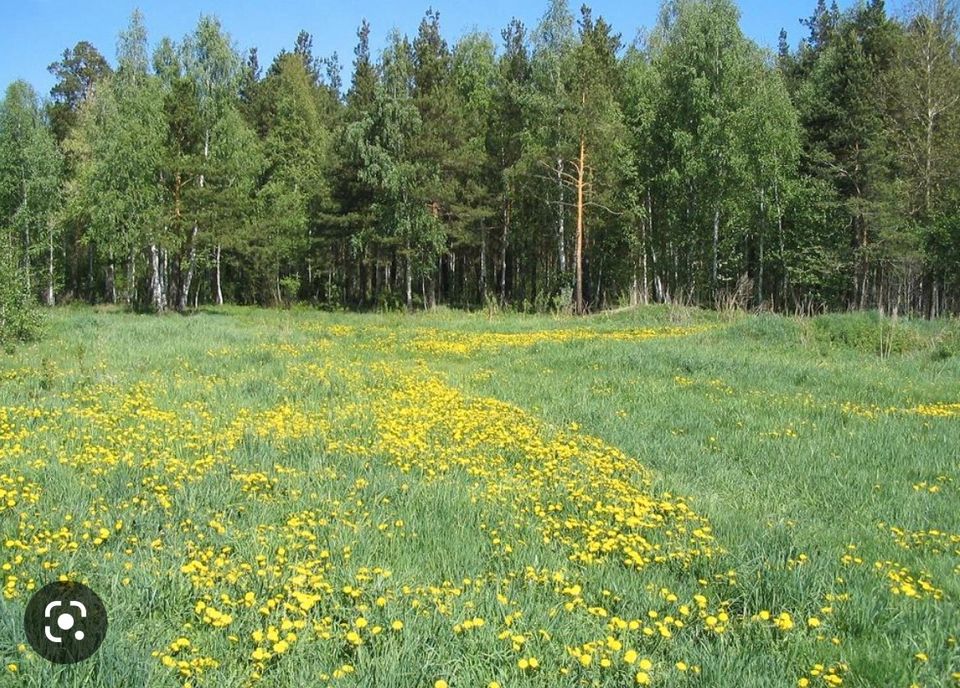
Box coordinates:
[0,307,957,687]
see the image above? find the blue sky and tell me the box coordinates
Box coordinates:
[3,1,846,98]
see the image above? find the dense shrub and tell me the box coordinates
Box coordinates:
[810,312,926,355]
[0,248,41,346]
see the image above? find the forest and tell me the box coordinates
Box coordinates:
[1,0,959,333]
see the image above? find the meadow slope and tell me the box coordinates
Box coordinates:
[0,307,957,687]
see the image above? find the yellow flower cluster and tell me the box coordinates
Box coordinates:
[411,326,707,356]
[4,314,952,686]
[886,524,960,556]
[874,560,944,600]
[908,402,960,418]
[370,366,718,565]
[797,661,847,687]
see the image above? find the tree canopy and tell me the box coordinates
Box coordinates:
[1,0,958,319]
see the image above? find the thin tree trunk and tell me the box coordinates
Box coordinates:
[500,197,510,305]
[574,132,586,314]
[757,191,765,307]
[774,179,787,306]
[160,247,168,308]
[711,207,720,297]
[640,191,649,305]
[648,190,663,303]
[45,224,54,306]
[480,226,487,302]
[405,250,413,311]
[24,225,31,296]
[557,157,566,274]
[106,250,116,304]
[178,224,198,312]
[87,242,94,303]
[179,131,208,312]
[149,243,166,313]
[126,247,136,305]
[214,244,223,306]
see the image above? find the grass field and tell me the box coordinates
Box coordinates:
[0,306,958,687]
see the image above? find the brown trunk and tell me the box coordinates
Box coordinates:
[574,131,586,314]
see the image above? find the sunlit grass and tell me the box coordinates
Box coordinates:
[0,306,957,687]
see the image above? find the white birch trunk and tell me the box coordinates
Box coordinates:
[214,244,223,306]
[45,224,54,306]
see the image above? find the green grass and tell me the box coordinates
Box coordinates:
[0,305,957,687]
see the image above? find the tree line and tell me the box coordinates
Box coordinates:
[1,0,958,329]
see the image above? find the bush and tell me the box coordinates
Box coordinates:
[811,312,924,356]
[725,313,804,345]
[930,326,960,360]
[0,249,42,346]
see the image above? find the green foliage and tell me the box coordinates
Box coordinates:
[347,30,445,308]
[0,244,42,345]
[0,80,61,321]
[46,41,112,142]
[3,0,960,315]
[66,59,165,264]
[811,312,927,355]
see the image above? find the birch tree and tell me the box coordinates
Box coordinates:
[177,16,241,310]
[0,82,62,307]
[67,11,166,310]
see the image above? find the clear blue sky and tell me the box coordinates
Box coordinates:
[3,0,846,98]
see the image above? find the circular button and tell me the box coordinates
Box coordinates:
[23,581,108,664]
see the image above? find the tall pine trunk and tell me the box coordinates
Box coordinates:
[574,133,586,314]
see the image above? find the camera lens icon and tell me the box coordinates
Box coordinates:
[24,582,107,664]
[45,600,88,643]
